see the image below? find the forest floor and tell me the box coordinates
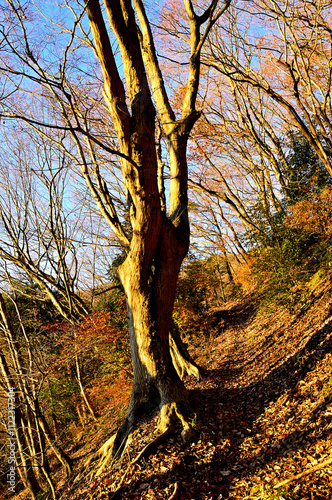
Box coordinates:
[14,276,332,500]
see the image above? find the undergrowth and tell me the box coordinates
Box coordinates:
[244,485,299,500]
[236,190,332,312]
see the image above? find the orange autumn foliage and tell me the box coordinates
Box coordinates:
[234,256,258,293]
[287,188,332,239]
[42,307,131,415]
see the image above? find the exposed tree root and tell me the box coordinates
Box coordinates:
[86,384,198,479]
[85,322,200,478]
[158,400,198,444]
[95,434,117,477]
[109,427,174,496]
[87,390,158,476]
[85,431,134,478]
[169,320,201,381]
[84,431,117,469]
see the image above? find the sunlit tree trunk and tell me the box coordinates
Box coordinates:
[0,0,230,464]
[115,217,194,453]
[84,0,230,457]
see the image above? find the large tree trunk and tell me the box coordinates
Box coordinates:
[114,218,196,457]
[82,0,230,466]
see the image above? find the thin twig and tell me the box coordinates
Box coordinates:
[274,455,332,489]
[169,482,179,500]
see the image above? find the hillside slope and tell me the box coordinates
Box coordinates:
[56,274,332,500]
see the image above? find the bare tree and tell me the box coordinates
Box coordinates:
[0,292,73,499]
[0,128,89,321]
[203,0,332,177]
[187,79,287,251]
[0,0,231,459]
[0,126,112,420]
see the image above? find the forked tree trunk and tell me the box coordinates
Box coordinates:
[83,0,231,462]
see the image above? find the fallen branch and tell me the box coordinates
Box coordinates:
[274,455,332,489]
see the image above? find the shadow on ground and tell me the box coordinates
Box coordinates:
[113,310,332,499]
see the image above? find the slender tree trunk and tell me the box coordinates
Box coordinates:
[35,403,73,477]
[217,264,226,303]
[34,413,56,500]
[24,405,46,486]
[0,346,43,498]
[75,354,98,421]
[16,407,43,500]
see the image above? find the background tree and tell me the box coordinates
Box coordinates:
[0,124,116,420]
[0,292,73,499]
[282,130,332,203]
[183,15,332,253]
[203,0,332,177]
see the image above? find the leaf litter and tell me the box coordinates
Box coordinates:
[59,278,332,500]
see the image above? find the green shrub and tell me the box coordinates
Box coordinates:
[41,372,80,424]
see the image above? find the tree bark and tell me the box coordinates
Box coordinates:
[75,354,98,421]
[35,403,73,477]
[169,319,201,381]
[114,217,196,457]
[83,0,230,461]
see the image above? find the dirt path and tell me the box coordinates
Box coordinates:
[60,290,332,500]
